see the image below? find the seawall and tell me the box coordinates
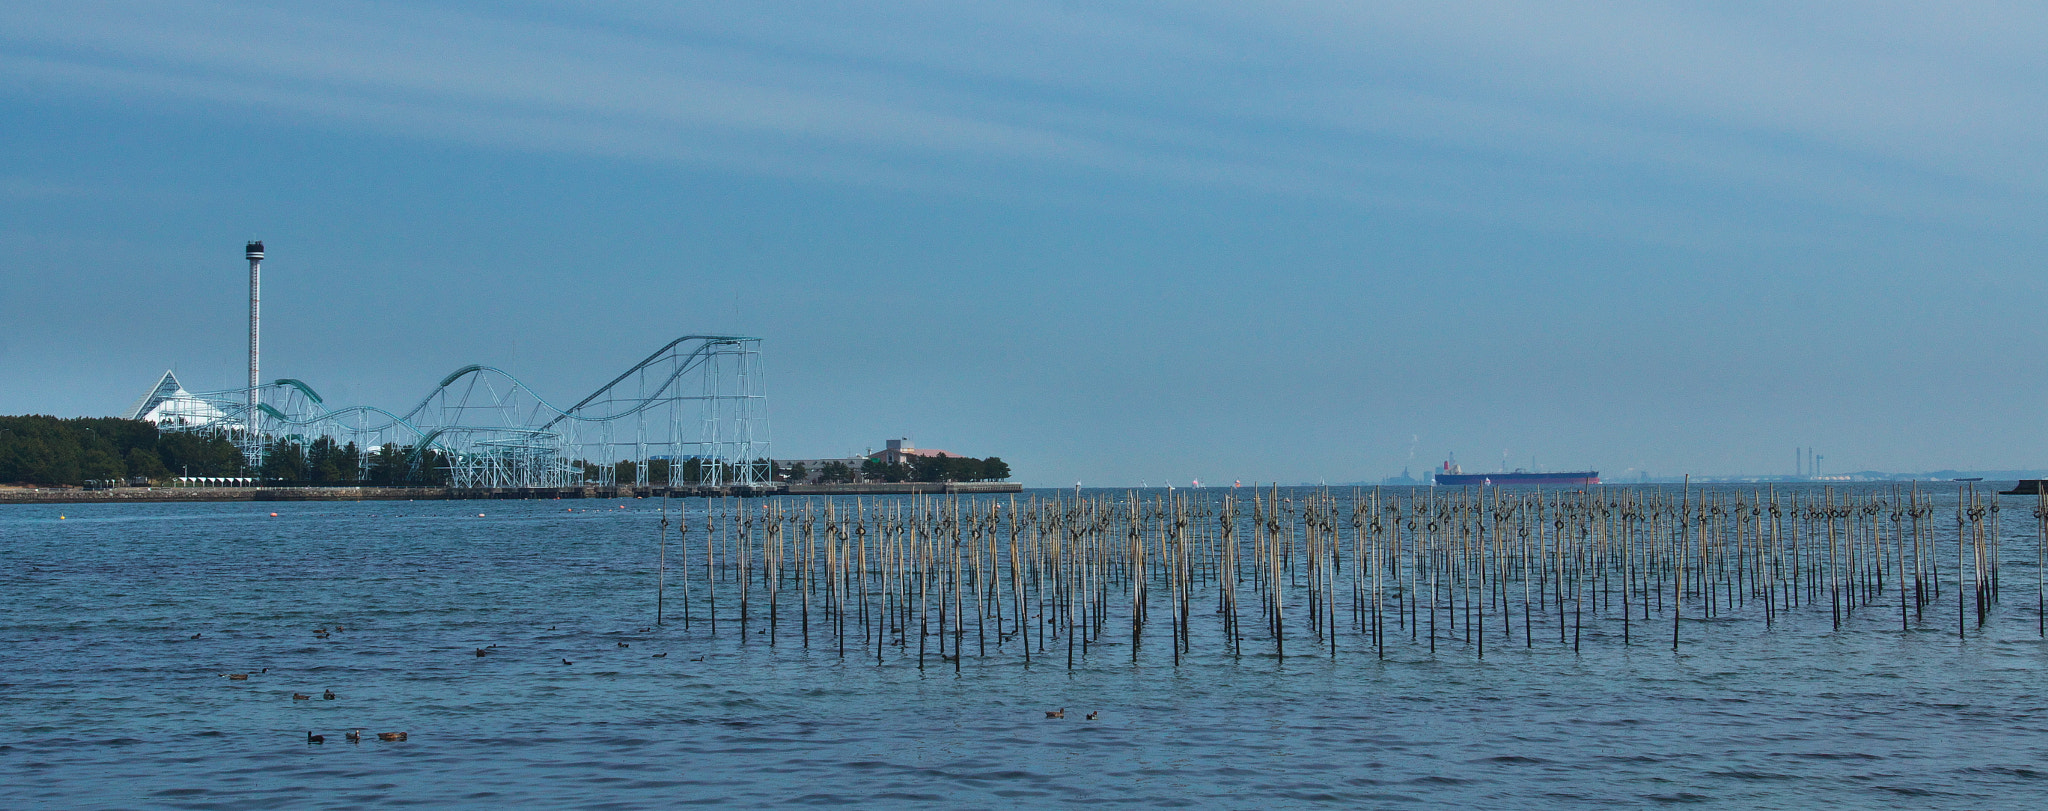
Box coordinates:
[0,481,1023,504]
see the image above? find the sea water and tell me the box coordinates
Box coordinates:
[5,487,2048,808]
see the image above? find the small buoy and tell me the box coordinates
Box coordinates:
[270,512,279,517]
[478,513,485,517]
[58,516,64,520]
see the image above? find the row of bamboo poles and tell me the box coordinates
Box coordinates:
[649,485,2043,669]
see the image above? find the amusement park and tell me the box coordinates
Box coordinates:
[62,241,1009,498]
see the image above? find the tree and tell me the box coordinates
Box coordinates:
[125,446,169,481]
[980,457,1011,481]
[369,444,406,484]
[263,440,308,483]
[307,436,347,484]
[783,461,808,482]
[910,453,950,483]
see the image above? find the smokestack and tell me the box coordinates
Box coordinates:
[246,241,263,437]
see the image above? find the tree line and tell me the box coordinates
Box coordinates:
[0,414,1013,488]
[816,453,1012,483]
[0,415,459,487]
[259,437,451,486]
[0,415,243,485]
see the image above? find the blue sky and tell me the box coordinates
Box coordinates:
[4,1,2047,485]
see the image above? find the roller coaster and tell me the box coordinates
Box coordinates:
[153,336,768,488]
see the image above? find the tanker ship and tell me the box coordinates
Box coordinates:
[1434,460,1598,486]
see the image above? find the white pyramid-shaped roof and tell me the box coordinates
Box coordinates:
[123,370,228,426]
[123,371,185,420]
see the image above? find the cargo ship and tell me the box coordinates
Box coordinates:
[1434,460,1598,486]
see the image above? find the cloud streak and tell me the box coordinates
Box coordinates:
[2,1,2044,241]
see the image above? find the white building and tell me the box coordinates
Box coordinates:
[122,371,229,427]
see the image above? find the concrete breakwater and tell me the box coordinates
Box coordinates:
[0,481,1022,504]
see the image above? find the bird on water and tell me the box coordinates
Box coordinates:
[292,693,311,701]
[1045,708,1065,719]
[475,648,489,657]
[377,732,408,742]
[306,732,324,744]
[1086,712,1099,720]
[345,729,362,743]
[322,689,336,700]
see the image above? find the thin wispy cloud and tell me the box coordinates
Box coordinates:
[6,0,2042,239]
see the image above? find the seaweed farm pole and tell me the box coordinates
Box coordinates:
[1957,486,1968,640]
[706,496,717,635]
[762,506,775,642]
[1835,487,1851,634]
[1675,475,1687,653]
[738,503,754,642]
[1526,498,1538,648]
[1894,493,1909,632]
[953,503,966,673]
[801,502,814,648]
[1476,490,1487,660]
[2037,489,2047,637]
[680,493,692,629]
[657,493,669,627]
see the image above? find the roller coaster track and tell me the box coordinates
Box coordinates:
[167,335,768,487]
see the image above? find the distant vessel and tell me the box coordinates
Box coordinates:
[1435,460,1598,486]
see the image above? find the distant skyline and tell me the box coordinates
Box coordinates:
[5,2,2048,487]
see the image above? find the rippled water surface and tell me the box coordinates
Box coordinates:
[7,488,2048,808]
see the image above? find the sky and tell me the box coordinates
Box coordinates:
[4,1,2048,485]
